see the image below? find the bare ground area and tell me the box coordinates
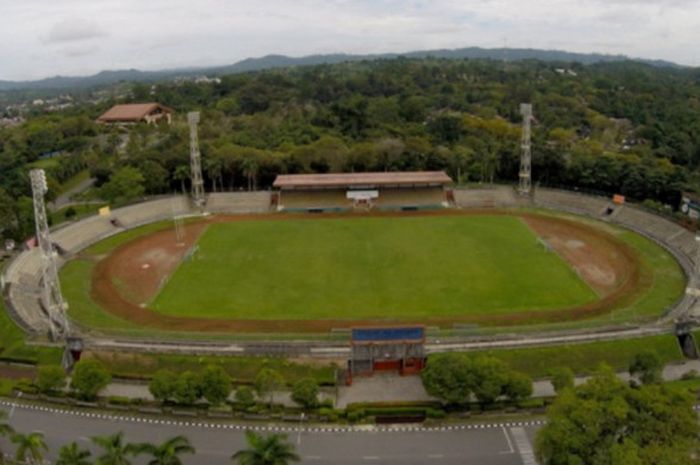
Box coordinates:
[89,210,647,333]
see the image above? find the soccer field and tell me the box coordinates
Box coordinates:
[151,215,597,320]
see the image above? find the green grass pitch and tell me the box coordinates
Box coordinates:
[150,215,597,320]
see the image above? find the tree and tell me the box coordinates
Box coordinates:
[135,435,195,465]
[148,370,177,404]
[503,372,533,402]
[549,367,575,394]
[173,165,190,194]
[535,365,700,465]
[231,431,300,465]
[629,350,663,385]
[100,166,145,204]
[290,378,319,410]
[421,353,474,404]
[254,369,284,407]
[12,432,48,465]
[470,357,510,405]
[0,410,14,465]
[201,365,232,405]
[234,386,256,408]
[174,371,202,405]
[36,364,66,394]
[70,359,112,400]
[56,442,92,465]
[92,432,140,465]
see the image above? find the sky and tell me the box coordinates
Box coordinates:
[0,0,698,81]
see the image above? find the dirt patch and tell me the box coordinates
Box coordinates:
[522,215,630,295]
[88,210,649,333]
[0,363,36,380]
[98,222,209,305]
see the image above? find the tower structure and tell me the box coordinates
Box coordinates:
[187,111,205,206]
[30,169,69,340]
[518,103,533,195]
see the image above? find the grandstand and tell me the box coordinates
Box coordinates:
[452,186,519,208]
[273,171,452,212]
[205,192,272,213]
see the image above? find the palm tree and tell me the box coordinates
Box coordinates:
[0,410,15,465]
[56,442,92,465]
[11,431,48,465]
[135,435,195,465]
[231,431,300,465]
[92,432,140,465]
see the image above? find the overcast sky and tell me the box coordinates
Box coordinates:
[0,0,698,80]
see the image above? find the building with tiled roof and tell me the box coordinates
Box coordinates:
[97,103,173,124]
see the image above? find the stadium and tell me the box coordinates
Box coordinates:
[2,170,696,365]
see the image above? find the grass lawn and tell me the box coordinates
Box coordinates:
[471,334,684,378]
[152,215,596,320]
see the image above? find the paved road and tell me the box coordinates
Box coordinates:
[0,403,540,465]
[50,177,95,210]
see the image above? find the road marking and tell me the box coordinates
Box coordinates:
[427,453,444,459]
[510,427,537,465]
[501,427,515,454]
[362,456,380,460]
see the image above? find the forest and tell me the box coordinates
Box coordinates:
[1,57,700,240]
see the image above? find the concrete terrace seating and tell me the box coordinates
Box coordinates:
[114,196,191,227]
[52,216,114,254]
[533,188,611,217]
[453,186,518,208]
[280,190,348,211]
[206,192,272,213]
[375,188,445,208]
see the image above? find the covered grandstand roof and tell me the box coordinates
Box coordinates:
[273,171,453,190]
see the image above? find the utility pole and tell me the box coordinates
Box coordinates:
[188,111,205,206]
[518,103,533,195]
[30,169,69,340]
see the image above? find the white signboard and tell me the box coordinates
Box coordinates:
[346,190,379,200]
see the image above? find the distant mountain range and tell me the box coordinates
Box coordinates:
[0,47,685,92]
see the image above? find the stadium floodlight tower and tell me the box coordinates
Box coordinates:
[30,169,69,340]
[187,111,205,207]
[518,103,533,195]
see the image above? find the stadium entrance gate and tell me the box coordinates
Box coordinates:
[346,326,426,385]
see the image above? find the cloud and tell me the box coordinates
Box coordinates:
[46,18,106,43]
[62,45,100,57]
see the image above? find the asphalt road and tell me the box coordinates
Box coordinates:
[1,403,540,465]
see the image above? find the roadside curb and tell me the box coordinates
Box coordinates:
[0,399,547,433]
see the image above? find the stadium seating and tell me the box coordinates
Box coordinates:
[280,190,348,211]
[453,186,518,208]
[206,192,272,213]
[375,187,445,208]
[533,188,611,217]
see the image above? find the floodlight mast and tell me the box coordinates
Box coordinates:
[29,169,69,340]
[518,103,533,195]
[188,111,205,206]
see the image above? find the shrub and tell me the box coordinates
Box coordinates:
[291,378,319,410]
[70,359,111,400]
[174,371,202,405]
[36,365,66,394]
[234,386,256,408]
[629,350,663,385]
[503,372,533,402]
[149,369,177,403]
[64,207,77,219]
[254,368,284,407]
[681,369,699,381]
[549,367,575,393]
[201,365,232,405]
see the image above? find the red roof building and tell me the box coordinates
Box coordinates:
[97,103,173,124]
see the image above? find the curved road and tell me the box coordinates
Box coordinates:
[0,402,540,465]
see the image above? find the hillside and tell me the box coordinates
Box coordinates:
[0,46,683,92]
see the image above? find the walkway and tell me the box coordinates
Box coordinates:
[100,360,700,408]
